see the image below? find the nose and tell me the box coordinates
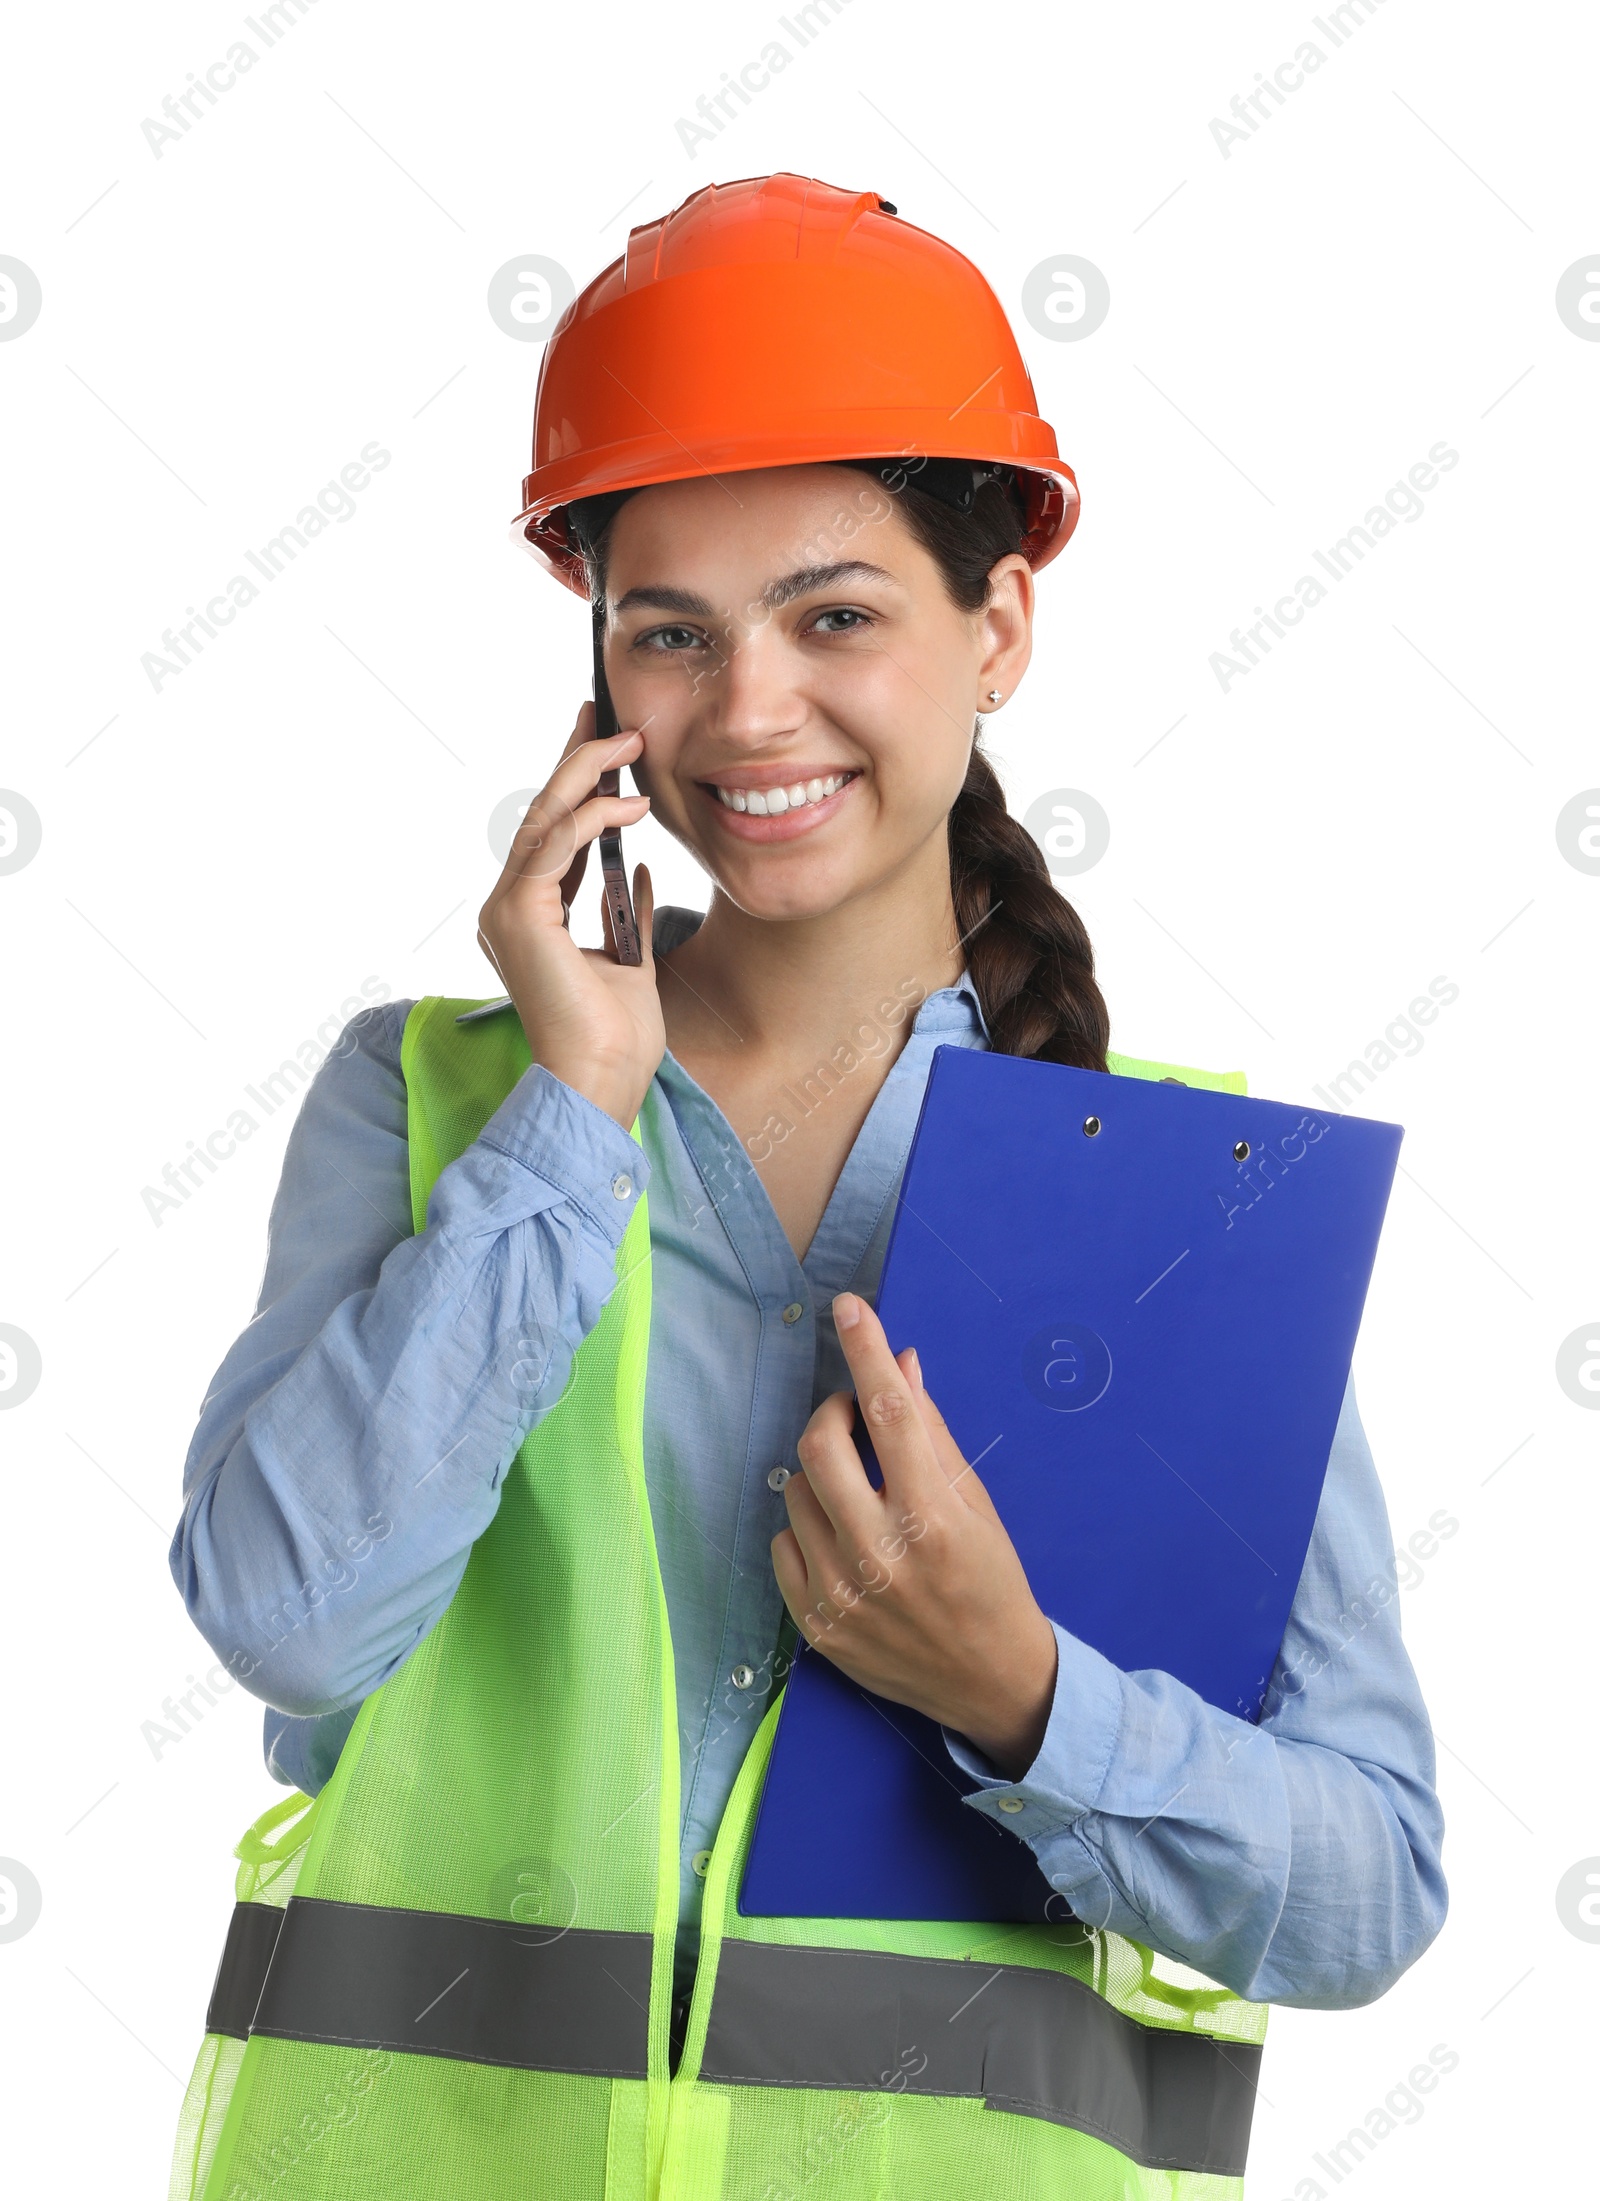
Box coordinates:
[695,619,807,747]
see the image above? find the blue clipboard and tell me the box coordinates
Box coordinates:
[739,1049,1402,1922]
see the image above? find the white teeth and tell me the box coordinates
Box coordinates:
[714,772,852,816]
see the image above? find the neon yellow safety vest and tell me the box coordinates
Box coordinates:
[170,999,1267,2201]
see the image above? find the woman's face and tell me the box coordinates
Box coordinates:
[599,465,1033,923]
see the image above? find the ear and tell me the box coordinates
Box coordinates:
[976,553,1034,709]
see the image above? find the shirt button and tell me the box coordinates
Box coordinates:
[767,1466,790,1491]
[691,1849,712,1878]
[782,1302,804,1325]
[731,1664,756,1690]
[997,1797,1025,1816]
[611,1173,633,1201]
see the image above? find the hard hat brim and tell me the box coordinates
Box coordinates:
[513,441,1080,597]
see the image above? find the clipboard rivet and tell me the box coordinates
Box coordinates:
[1083,1115,1102,1137]
[1233,1140,1250,1161]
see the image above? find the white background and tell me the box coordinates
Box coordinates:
[2,1,1596,2193]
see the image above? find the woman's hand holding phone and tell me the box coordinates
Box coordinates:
[476,704,661,1131]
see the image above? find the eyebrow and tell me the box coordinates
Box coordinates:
[611,560,897,619]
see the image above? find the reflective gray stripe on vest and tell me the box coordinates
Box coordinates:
[701,1939,1260,2179]
[203,1898,1257,2173]
[245,1896,653,2077]
[206,1901,286,2039]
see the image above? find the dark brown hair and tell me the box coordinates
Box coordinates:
[571,468,1109,1071]
[870,472,1109,1070]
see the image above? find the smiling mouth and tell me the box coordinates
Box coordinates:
[705,770,859,817]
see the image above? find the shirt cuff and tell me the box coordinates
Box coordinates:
[943,1620,1125,1840]
[476,1063,650,1249]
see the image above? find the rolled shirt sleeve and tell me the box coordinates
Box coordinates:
[168,1001,650,1774]
[943,1376,1448,2009]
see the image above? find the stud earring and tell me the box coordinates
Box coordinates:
[986,689,1002,705]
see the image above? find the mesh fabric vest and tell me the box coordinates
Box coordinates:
[170,997,1269,2201]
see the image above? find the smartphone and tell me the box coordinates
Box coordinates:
[591,607,643,965]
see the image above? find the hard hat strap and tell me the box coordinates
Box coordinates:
[567,488,636,571]
[842,456,1021,517]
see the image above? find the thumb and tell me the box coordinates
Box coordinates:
[633,861,655,967]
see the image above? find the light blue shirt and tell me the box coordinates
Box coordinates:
[169,905,1445,2010]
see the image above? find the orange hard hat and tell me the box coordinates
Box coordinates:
[513,172,1079,595]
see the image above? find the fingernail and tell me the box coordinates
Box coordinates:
[906,1347,922,1388]
[833,1291,860,1331]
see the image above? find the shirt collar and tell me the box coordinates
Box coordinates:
[917,963,992,1047]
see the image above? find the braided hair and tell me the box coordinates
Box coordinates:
[570,466,1110,1072]
[859,471,1108,1070]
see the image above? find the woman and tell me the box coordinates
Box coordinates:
[168,175,1445,2201]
